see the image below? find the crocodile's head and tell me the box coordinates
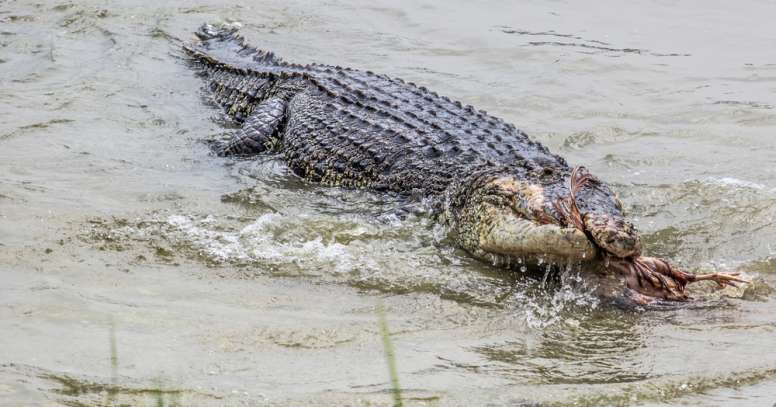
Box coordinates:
[450,166,641,266]
[450,166,747,306]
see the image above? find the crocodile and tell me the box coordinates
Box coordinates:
[183,24,744,304]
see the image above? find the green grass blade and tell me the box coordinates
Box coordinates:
[377,302,403,407]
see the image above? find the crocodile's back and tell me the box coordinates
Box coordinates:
[186,26,569,195]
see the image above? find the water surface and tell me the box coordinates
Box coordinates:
[2,0,776,405]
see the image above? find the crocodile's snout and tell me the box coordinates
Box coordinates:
[583,213,642,258]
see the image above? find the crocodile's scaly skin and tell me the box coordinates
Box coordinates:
[183,24,633,269]
[185,25,570,192]
[182,24,749,304]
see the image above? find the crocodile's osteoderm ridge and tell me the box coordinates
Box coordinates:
[182,24,746,304]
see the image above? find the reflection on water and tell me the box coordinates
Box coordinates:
[2,0,776,405]
[472,313,649,385]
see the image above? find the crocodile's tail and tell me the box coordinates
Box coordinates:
[184,23,282,69]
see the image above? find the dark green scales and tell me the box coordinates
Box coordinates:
[185,25,571,191]
[184,24,746,303]
[183,23,631,262]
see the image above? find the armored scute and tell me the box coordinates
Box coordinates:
[184,24,744,304]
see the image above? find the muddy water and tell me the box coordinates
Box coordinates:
[2,0,776,406]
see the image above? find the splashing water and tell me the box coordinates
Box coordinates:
[167,213,354,274]
[519,263,600,329]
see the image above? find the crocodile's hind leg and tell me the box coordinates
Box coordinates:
[215,97,287,157]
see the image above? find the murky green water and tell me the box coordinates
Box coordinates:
[2,1,776,405]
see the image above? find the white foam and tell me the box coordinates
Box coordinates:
[167,213,353,272]
[166,213,601,327]
[708,176,767,191]
[168,214,249,262]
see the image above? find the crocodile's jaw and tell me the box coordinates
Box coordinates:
[476,205,597,263]
[446,175,598,267]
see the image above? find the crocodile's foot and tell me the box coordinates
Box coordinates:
[609,256,748,302]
